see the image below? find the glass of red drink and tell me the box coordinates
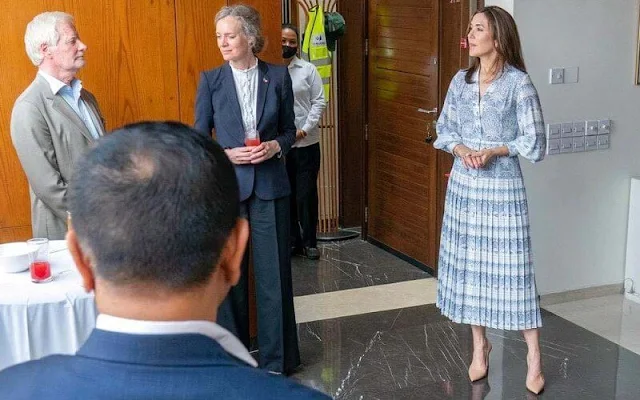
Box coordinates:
[27,238,52,283]
[244,129,260,147]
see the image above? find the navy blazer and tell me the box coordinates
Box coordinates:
[195,61,297,202]
[0,330,330,399]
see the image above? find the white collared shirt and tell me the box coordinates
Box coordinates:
[95,314,258,367]
[230,58,260,134]
[287,56,326,148]
[37,70,100,139]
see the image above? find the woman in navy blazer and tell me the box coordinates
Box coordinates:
[194,5,299,375]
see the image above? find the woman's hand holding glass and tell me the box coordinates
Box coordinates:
[224,147,254,164]
[225,140,281,165]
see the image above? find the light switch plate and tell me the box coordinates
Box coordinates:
[561,122,574,138]
[572,136,585,152]
[573,121,586,136]
[547,123,562,139]
[597,134,610,149]
[560,138,573,153]
[547,138,560,155]
[549,68,564,84]
[599,119,611,134]
[586,120,599,136]
[564,67,579,83]
[585,136,598,151]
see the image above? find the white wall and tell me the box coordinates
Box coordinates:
[489,0,640,295]
[485,0,514,15]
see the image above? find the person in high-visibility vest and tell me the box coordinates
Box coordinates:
[301,6,331,101]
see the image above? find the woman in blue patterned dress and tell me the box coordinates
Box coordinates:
[433,6,546,394]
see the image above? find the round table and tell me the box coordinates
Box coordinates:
[0,240,97,371]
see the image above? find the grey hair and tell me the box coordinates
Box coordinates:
[215,5,265,55]
[24,12,74,66]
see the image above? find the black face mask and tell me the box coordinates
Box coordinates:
[282,45,297,59]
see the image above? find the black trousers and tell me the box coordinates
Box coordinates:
[216,194,300,374]
[286,143,321,248]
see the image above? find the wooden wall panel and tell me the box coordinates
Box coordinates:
[76,0,180,128]
[175,0,226,124]
[0,2,55,239]
[0,0,180,243]
[338,0,366,228]
[0,227,32,243]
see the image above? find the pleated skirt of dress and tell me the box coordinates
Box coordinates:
[436,168,542,331]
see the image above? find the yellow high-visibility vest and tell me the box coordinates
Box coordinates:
[302,5,331,101]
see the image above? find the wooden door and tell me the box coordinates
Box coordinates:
[366,0,440,271]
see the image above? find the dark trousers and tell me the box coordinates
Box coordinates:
[286,143,321,248]
[217,194,300,374]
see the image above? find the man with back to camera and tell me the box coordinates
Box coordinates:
[0,122,329,400]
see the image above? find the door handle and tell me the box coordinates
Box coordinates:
[417,107,438,114]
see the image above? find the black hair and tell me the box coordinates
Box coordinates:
[68,121,239,290]
[281,23,300,43]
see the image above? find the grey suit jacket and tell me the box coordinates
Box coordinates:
[11,74,106,240]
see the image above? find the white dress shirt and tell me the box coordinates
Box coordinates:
[37,71,100,139]
[288,56,326,148]
[96,314,258,367]
[230,58,259,134]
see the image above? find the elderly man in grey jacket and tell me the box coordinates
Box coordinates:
[11,11,106,239]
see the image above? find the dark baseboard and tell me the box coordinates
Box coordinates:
[366,237,436,277]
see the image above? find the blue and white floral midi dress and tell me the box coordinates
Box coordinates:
[434,64,545,331]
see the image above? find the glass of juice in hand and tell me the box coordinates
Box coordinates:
[244,129,260,147]
[27,238,52,283]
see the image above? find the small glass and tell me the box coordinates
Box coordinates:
[27,238,52,283]
[244,129,261,147]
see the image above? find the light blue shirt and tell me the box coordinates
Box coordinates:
[38,71,100,139]
[434,64,545,179]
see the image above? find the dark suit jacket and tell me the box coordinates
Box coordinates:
[195,60,297,202]
[0,330,329,400]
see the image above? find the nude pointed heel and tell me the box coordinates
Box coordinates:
[469,343,492,382]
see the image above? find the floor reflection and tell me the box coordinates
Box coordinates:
[292,239,430,296]
[292,305,640,399]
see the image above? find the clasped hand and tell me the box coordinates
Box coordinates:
[225,140,281,165]
[454,145,497,169]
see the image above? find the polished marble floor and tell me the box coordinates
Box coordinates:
[292,239,431,296]
[545,294,640,356]
[292,305,640,400]
[291,240,640,399]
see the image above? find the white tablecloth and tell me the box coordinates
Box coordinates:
[0,240,97,371]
